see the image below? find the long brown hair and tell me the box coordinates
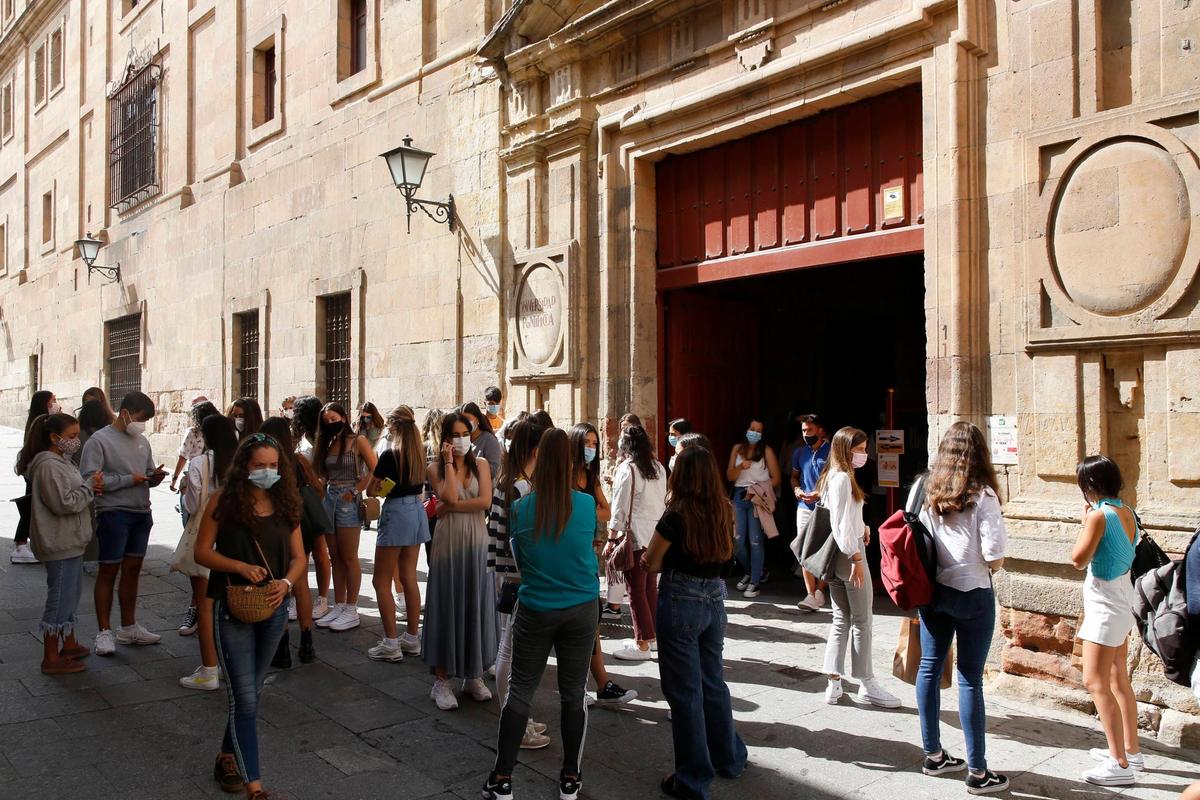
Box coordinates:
[665,446,734,564]
[816,426,868,503]
[925,421,999,515]
[438,412,480,481]
[259,416,321,490]
[530,428,572,541]
[214,434,302,529]
[313,402,358,478]
[386,405,426,486]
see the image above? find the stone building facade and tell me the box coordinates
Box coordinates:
[1,0,1198,744]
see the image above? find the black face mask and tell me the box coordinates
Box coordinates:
[326,421,345,437]
[803,435,819,446]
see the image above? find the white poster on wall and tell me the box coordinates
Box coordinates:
[988,415,1019,465]
[878,454,900,488]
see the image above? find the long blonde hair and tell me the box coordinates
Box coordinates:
[387,405,426,486]
[816,427,868,502]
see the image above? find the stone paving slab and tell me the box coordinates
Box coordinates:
[0,426,1196,798]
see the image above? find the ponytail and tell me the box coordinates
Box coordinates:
[16,413,78,475]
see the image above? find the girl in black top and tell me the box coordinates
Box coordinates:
[642,445,748,800]
[366,405,431,662]
[196,433,306,799]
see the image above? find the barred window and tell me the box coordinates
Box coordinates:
[322,293,351,407]
[236,311,260,400]
[106,314,142,409]
[108,62,161,211]
[33,44,45,106]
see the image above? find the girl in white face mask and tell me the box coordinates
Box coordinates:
[423,412,496,711]
[817,426,901,711]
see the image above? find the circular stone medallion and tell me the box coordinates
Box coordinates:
[516,264,563,365]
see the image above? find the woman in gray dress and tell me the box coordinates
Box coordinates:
[423,412,497,711]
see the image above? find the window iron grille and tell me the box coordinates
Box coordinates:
[323,293,351,406]
[108,60,161,211]
[237,311,260,400]
[106,314,142,409]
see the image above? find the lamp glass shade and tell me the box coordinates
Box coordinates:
[75,234,102,266]
[381,141,433,191]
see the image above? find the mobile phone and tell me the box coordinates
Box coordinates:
[375,478,396,497]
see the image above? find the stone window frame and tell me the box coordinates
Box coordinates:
[48,21,64,99]
[32,41,46,111]
[331,0,379,104]
[246,15,285,148]
[225,291,270,407]
[2,0,13,28]
[1,75,13,144]
[0,214,8,277]
[39,182,54,255]
[311,269,364,410]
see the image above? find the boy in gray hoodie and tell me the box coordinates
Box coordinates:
[23,413,103,673]
[78,391,167,656]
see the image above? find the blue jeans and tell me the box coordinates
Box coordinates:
[95,510,154,564]
[214,600,288,784]
[917,585,995,772]
[656,570,747,799]
[323,484,362,528]
[732,494,764,584]
[41,556,84,636]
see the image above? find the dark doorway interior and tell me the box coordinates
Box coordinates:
[660,253,928,564]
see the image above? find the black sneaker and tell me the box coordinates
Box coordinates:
[596,680,638,704]
[559,771,582,800]
[271,629,292,669]
[481,774,513,800]
[298,629,315,664]
[179,606,198,636]
[601,605,622,620]
[213,754,243,794]
[922,750,967,776]
[966,770,1009,795]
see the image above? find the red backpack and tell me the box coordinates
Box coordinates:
[878,475,938,610]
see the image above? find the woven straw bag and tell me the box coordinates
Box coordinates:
[225,538,277,624]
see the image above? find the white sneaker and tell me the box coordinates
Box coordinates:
[287,597,297,621]
[1089,748,1144,772]
[312,596,331,620]
[743,583,761,598]
[798,589,825,612]
[431,679,459,710]
[395,592,406,613]
[315,603,343,628]
[115,623,161,646]
[825,678,843,704]
[179,665,220,691]
[521,722,551,750]
[367,639,404,662]
[1083,757,1136,786]
[329,606,360,632]
[94,629,116,656]
[736,576,751,591]
[613,644,653,662]
[465,677,493,702]
[9,543,37,564]
[399,632,421,655]
[857,678,902,709]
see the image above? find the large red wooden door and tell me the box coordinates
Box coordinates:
[662,290,760,464]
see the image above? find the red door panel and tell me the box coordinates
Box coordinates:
[811,113,840,240]
[781,121,808,245]
[656,158,677,266]
[676,153,702,264]
[753,130,779,250]
[842,102,873,234]
[702,149,726,259]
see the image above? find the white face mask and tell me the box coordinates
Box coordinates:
[234,417,246,432]
[453,436,472,456]
[282,409,294,419]
[126,420,146,437]
[48,402,62,415]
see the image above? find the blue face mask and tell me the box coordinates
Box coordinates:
[583,446,597,464]
[668,435,680,448]
[248,468,281,490]
[487,404,501,416]
[745,430,762,445]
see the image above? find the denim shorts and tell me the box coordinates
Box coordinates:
[323,485,362,529]
[376,495,431,548]
[96,510,154,564]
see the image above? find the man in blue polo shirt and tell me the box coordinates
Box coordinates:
[789,413,831,612]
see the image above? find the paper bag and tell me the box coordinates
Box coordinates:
[893,617,952,689]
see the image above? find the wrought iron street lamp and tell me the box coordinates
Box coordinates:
[380,136,455,233]
[74,233,121,282]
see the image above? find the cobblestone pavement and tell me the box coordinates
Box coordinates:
[0,427,1196,799]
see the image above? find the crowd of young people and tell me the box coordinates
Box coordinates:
[10,384,1197,798]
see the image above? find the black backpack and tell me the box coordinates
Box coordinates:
[1132,531,1199,686]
